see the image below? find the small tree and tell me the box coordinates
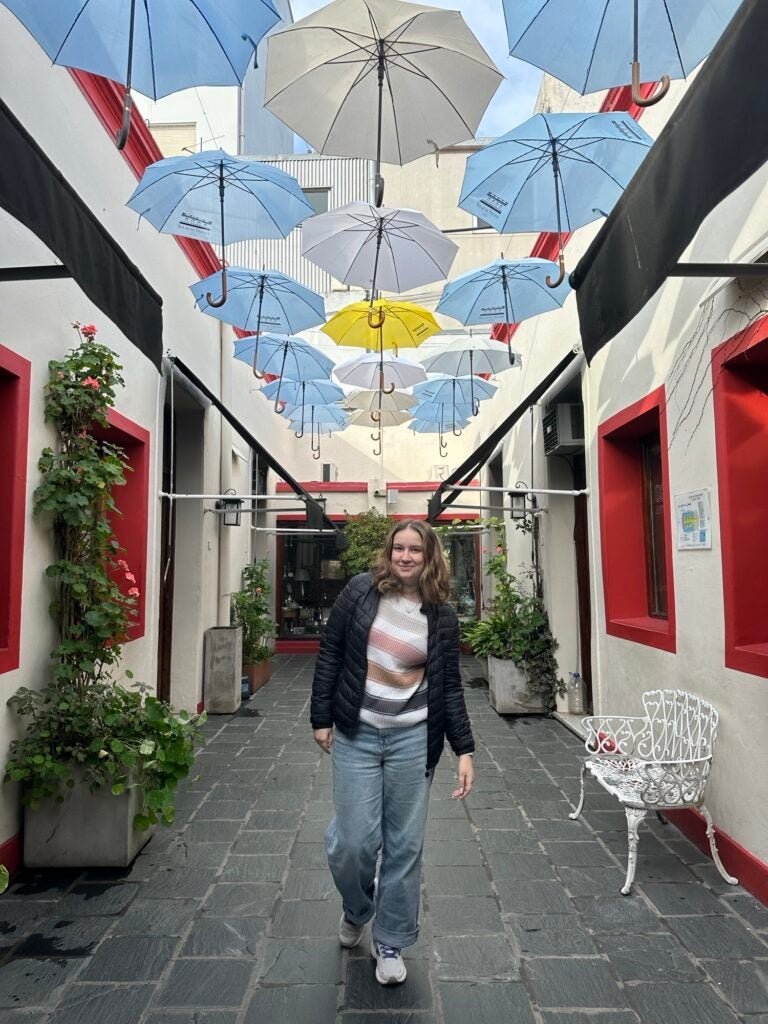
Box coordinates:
[340,509,396,576]
[230,560,277,664]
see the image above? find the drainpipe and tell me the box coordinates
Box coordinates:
[218,322,234,626]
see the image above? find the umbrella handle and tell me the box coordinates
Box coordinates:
[206,268,229,308]
[370,410,381,423]
[294,427,304,439]
[546,254,566,289]
[368,307,386,329]
[312,448,321,460]
[115,90,132,150]
[473,398,480,418]
[372,433,382,457]
[631,61,670,107]
[378,368,395,395]
[453,422,463,437]
[439,433,448,457]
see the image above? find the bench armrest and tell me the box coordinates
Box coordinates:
[635,758,712,806]
[582,715,651,756]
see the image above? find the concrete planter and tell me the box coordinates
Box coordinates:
[204,625,242,714]
[487,655,546,714]
[24,770,153,868]
[244,659,273,694]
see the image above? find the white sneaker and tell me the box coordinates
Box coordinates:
[371,938,407,985]
[339,913,365,948]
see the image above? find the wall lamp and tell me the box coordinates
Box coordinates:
[215,488,243,527]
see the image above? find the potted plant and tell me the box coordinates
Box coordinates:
[4,324,204,868]
[462,538,564,714]
[340,509,396,575]
[231,560,277,693]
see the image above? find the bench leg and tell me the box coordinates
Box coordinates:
[568,761,587,820]
[700,804,739,886]
[621,807,647,895]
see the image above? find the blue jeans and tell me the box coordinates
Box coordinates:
[325,721,431,949]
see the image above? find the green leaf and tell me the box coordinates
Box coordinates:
[111,782,125,796]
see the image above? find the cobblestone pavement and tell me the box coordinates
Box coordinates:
[2,654,768,1024]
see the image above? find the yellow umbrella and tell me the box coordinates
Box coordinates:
[322,300,441,353]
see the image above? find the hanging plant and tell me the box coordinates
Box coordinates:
[340,509,396,576]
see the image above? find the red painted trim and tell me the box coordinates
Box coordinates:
[712,316,768,678]
[94,411,150,641]
[490,82,656,342]
[0,345,31,675]
[69,71,220,279]
[598,385,676,652]
[276,481,369,493]
[196,700,204,715]
[276,639,321,654]
[665,807,768,907]
[0,832,22,877]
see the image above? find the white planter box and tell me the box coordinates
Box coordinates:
[24,772,153,868]
[487,655,546,714]
[204,625,242,714]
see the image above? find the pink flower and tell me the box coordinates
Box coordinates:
[255,587,262,593]
[117,559,129,570]
[82,376,101,389]
[496,546,503,553]
[81,324,97,336]
[128,587,140,597]
[57,371,65,380]
[125,572,136,583]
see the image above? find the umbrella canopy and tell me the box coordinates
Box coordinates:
[411,400,475,422]
[410,412,471,455]
[413,374,497,419]
[504,0,741,106]
[260,377,344,414]
[349,408,412,428]
[2,0,281,147]
[192,269,325,340]
[323,300,441,351]
[126,150,313,304]
[233,335,334,381]
[346,389,415,414]
[302,202,458,295]
[283,404,347,426]
[335,353,427,391]
[420,335,522,377]
[437,258,570,361]
[264,0,502,193]
[459,113,653,286]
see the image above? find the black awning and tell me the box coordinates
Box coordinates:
[427,351,577,521]
[570,0,767,362]
[0,98,163,371]
[170,356,345,543]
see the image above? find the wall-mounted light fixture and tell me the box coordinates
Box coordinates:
[508,481,537,521]
[215,488,243,527]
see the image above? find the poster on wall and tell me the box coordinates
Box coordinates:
[675,489,712,550]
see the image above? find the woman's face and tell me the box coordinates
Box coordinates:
[390,527,426,589]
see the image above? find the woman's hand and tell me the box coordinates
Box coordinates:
[314,727,333,754]
[452,754,474,799]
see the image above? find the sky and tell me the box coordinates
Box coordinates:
[138,0,542,153]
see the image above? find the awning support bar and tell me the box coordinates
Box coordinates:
[669,263,768,277]
[0,266,72,282]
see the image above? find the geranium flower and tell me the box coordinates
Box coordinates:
[128,587,140,597]
[56,371,65,380]
[125,572,136,583]
[117,559,129,570]
[81,324,97,336]
[82,376,101,389]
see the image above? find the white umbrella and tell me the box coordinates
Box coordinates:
[265,0,502,203]
[334,353,427,391]
[302,202,458,295]
[346,389,416,414]
[349,409,412,428]
[420,336,522,377]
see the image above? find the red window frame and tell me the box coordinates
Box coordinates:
[598,385,676,652]
[0,346,31,674]
[93,410,150,642]
[712,316,768,678]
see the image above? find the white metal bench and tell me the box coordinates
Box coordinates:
[569,688,739,895]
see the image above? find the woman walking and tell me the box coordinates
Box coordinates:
[311,520,475,985]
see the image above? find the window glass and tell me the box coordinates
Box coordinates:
[303,188,330,216]
[641,433,668,618]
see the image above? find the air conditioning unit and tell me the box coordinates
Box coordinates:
[543,403,585,455]
[321,462,338,482]
[429,464,448,481]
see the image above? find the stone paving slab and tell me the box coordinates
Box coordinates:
[1,654,766,1023]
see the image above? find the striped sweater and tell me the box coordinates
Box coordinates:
[358,593,429,729]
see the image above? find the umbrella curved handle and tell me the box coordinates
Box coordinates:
[453,422,463,437]
[631,61,670,107]
[370,410,381,423]
[312,449,321,460]
[368,307,386,329]
[370,430,381,442]
[373,435,382,457]
[546,254,566,289]
[473,399,480,418]
[439,436,448,457]
[294,426,304,439]
[115,90,133,150]
[378,368,395,395]
[206,268,228,308]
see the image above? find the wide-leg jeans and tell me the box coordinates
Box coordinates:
[325,720,431,949]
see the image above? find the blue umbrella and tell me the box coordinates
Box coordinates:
[127,150,313,305]
[459,112,653,286]
[192,268,325,360]
[412,401,475,423]
[503,0,741,107]
[437,259,570,363]
[233,335,334,381]
[3,0,280,147]
[260,377,344,415]
[413,376,496,422]
[410,414,471,457]
[284,403,348,460]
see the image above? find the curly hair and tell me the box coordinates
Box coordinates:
[372,520,451,605]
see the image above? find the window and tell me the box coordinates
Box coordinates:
[302,188,330,216]
[0,345,31,674]
[598,386,676,651]
[712,318,768,677]
[474,214,493,230]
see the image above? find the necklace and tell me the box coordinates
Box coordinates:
[395,592,422,615]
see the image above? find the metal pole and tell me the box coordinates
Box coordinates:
[447,485,590,496]
[159,492,314,501]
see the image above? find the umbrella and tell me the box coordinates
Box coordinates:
[436,258,570,362]
[264,0,502,204]
[191,270,325,355]
[3,0,280,148]
[410,413,471,457]
[301,202,458,296]
[285,406,348,460]
[420,335,522,378]
[334,353,427,392]
[283,404,348,427]
[126,150,313,304]
[233,335,334,380]
[413,375,496,420]
[349,408,412,428]
[503,0,741,107]
[411,400,475,422]
[347,388,415,420]
[459,112,653,287]
[260,377,344,414]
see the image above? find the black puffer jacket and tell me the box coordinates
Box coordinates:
[310,573,474,772]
